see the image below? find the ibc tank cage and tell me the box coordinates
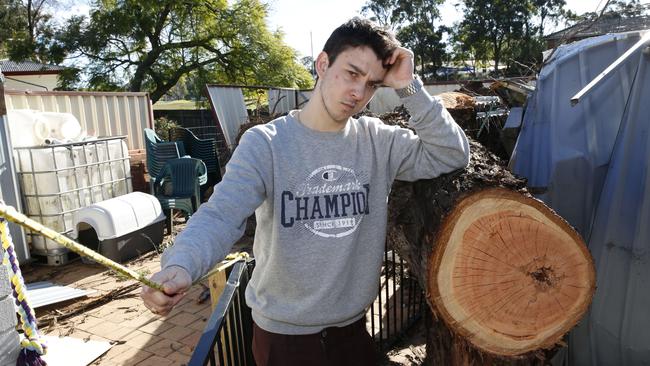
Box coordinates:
[13,136,132,265]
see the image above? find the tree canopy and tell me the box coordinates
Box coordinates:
[57,0,312,101]
[574,0,649,20]
[458,0,539,76]
[0,0,65,63]
[362,0,447,79]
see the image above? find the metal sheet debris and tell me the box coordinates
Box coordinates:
[511,32,641,236]
[205,86,248,151]
[268,89,297,115]
[21,281,95,309]
[41,335,111,366]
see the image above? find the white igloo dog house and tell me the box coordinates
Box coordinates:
[72,192,165,262]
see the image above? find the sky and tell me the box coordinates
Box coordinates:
[266,0,609,58]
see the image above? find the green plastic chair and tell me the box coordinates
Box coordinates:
[153,157,207,233]
[170,127,222,185]
[144,128,186,192]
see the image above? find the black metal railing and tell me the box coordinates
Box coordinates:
[371,249,425,352]
[189,260,255,366]
[190,246,425,366]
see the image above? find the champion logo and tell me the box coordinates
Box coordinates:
[322,169,338,181]
[281,165,371,238]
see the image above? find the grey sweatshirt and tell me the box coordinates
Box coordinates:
[161,87,470,334]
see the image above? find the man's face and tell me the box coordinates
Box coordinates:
[316,46,387,123]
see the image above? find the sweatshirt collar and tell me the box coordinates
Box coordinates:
[287,110,351,139]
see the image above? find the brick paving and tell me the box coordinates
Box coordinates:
[23,251,212,366]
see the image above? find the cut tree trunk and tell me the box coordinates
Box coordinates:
[387,139,596,365]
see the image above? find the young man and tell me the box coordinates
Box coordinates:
[141,17,469,365]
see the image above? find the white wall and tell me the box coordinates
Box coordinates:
[368,83,465,114]
[4,74,59,91]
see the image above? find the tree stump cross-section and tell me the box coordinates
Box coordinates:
[428,188,595,357]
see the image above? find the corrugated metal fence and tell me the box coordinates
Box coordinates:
[0,83,30,263]
[4,90,154,151]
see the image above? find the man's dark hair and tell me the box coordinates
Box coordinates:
[323,17,400,67]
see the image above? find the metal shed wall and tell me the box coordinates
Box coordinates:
[510,31,650,365]
[511,32,641,236]
[3,90,153,151]
[268,88,298,115]
[567,44,650,365]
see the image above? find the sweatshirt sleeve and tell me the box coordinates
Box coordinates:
[160,127,272,282]
[385,87,470,183]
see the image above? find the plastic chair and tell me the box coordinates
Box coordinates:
[170,127,222,185]
[144,128,186,192]
[153,158,207,233]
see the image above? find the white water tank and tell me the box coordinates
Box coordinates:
[7,110,84,147]
[13,137,132,263]
[37,112,83,142]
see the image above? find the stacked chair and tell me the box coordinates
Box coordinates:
[144,128,186,191]
[144,128,207,232]
[170,127,222,187]
[153,157,207,233]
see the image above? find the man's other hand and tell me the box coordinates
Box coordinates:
[140,266,192,316]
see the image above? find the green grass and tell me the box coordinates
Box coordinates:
[153,100,203,110]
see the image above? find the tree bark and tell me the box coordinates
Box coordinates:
[386,139,596,365]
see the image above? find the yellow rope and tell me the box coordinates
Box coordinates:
[0,202,249,289]
[0,202,164,292]
[195,252,250,285]
[1,218,46,355]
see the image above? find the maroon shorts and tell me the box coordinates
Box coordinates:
[252,317,379,366]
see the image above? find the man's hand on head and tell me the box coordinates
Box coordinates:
[383,47,415,90]
[140,265,192,316]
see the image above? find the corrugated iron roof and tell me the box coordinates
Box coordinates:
[0,60,66,74]
[546,15,650,41]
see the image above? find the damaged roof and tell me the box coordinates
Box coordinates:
[545,15,650,44]
[0,60,66,75]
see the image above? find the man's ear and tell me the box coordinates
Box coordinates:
[315,51,329,78]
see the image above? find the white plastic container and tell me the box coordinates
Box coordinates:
[36,112,82,141]
[13,137,132,260]
[6,109,50,147]
[7,110,83,148]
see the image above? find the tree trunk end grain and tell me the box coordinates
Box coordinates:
[428,188,596,358]
[386,138,596,364]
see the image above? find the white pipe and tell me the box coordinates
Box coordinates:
[571,31,650,106]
